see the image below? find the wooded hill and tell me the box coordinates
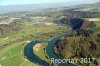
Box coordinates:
[54,29,100,66]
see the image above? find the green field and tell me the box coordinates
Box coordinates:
[31,17,48,22]
[85,18,100,34]
[0,42,25,66]
[0,24,67,66]
[91,21,100,34]
[34,42,49,62]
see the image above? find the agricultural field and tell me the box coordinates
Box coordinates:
[33,42,49,62]
[0,24,68,66]
[31,17,49,22]
[91,21,100,34]
[87,18,100,34]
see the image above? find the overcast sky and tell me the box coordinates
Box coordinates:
[0,0,100,5]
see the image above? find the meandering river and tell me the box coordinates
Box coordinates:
[24,30,75,66]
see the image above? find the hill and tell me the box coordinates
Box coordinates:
[54,29,100,66]
[0,1,99,14]
[72,2,100,12]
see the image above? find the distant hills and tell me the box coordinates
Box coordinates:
[0,1,99,14]
[73,2,100,12]
[0,1,100,14]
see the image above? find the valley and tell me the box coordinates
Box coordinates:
[0,1,100,66]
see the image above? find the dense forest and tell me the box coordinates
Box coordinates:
[54,29,100,66]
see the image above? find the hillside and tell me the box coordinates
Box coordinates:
[73,2,100,12]
[54,29,100,66]
[0,1,85,14]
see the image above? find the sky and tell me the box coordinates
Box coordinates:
[0,0,100,6]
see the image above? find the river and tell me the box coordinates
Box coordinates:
[24,30,75,66]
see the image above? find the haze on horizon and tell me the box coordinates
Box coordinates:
[0,0,100,6]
